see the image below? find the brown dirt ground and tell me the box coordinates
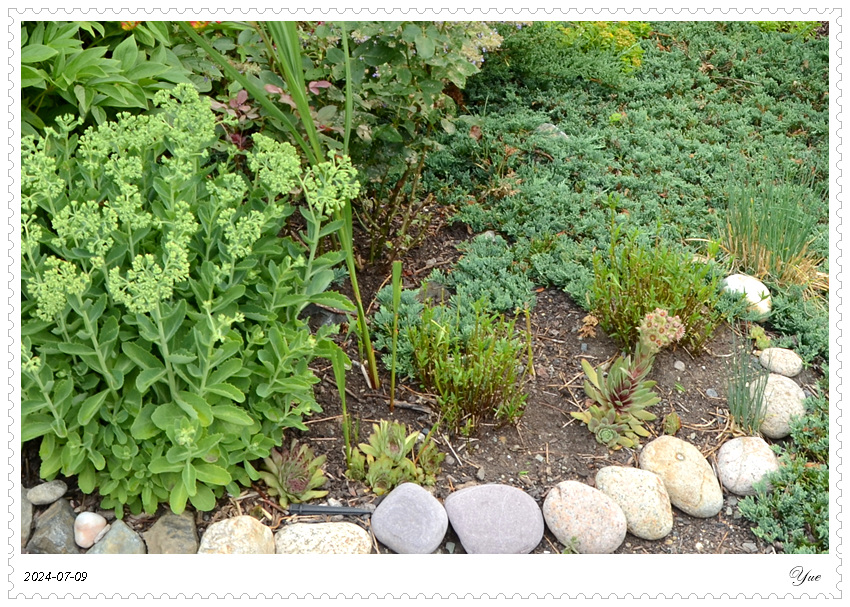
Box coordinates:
[22,222,821,555]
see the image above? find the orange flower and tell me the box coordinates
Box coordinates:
[189,21,211,29]
[120,21,142,31]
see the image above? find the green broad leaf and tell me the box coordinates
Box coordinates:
[418,79,444,97]
[151,402,186,431]
[21,417,54,442]
[205,383,245,403]
[21,66,47,89]
[99,315,120,346]
[125,62,169,81]
[212,285,246,313]
[194,462,231,486]
[148,456,183,474]
[136,367,166,393]
[161,300,187,342]
[207,359,243,386]
[57,342,96,356]
[182,462,197,496]
[122,341,164,371]
[169,479,189,514]
[309,291,355,312]
[166,444,192,464]
[188,482,216,511]
[142,21,171,46]
[355,41,403,67]
[52,378,74,411]
[317,218,345,240]
[112,35,139,71]
[632,425,652,438]
[87,448,106,471]
[90,105,107,125]
[77,389,109,426]
[211,405,254,426]
[414,33,436,60]
[166,352,198,365]
[130,403,161,440]
[374,124,404,143]
[77,464,96,494]
[176,391,213,426]
[134,314,160,342]
[240,304,276,322]
[21,44,59,64]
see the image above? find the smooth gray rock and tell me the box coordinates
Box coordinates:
[143,511,199,554]
[595,466,673,541]
[716,437,780,496]
[444,484,544,554]
[639,436,723,518]
[198,515,275,554]
[87,520,146,554]
[26,499,80,554]
[371,483,448,554]
[274,522,372,554]
[21,487,33,549]
[543,481,626,554]
[27,480,68,505]
[757,373,806,439]
[759,348,803,378]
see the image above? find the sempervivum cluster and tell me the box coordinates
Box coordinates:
[638,308,685,354]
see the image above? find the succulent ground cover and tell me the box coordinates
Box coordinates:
[21,20,830,555]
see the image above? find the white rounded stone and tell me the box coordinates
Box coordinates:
[198,515,275,554]
[274,522,372,554]
[595,467,673,540]
[639,436,723,518]
[716,437,780,496]
[721,274,772,317]
[543,481,627,553]
[73,511,108,548]
[759,348,803,377]
[756,373,806,439]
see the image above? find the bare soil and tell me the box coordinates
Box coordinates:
[23,222,821,555]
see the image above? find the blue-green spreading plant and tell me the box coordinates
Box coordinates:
[21,83,357,517]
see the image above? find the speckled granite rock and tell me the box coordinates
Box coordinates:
[595,467,673,540]
[543,480,626,553]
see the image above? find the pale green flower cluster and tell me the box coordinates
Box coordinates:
[153,85,217,181]
[52,200,118,261]
[207,173,248,210]
[21,342,42,375]
[218,208,265,261]
[28,257,88,321]
[108,202,197,315]
[21,136,66,213]
[301,155,360,217]
[249,133,301,197]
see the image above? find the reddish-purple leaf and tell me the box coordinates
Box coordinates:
[308,80,332,95]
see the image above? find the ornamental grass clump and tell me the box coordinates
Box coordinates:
[721,176,828,299]
[590,228,722,353]
[574,309,685,449]
[409,301,532,436]
[21,84,358,517]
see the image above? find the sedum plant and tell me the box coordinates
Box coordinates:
[21,83,357,517]
[347,420,444,495]
[259,439,328,507]
[574,309,685,449]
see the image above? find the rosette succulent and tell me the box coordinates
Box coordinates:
[346,420,444,495]
[259,440,329,507]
